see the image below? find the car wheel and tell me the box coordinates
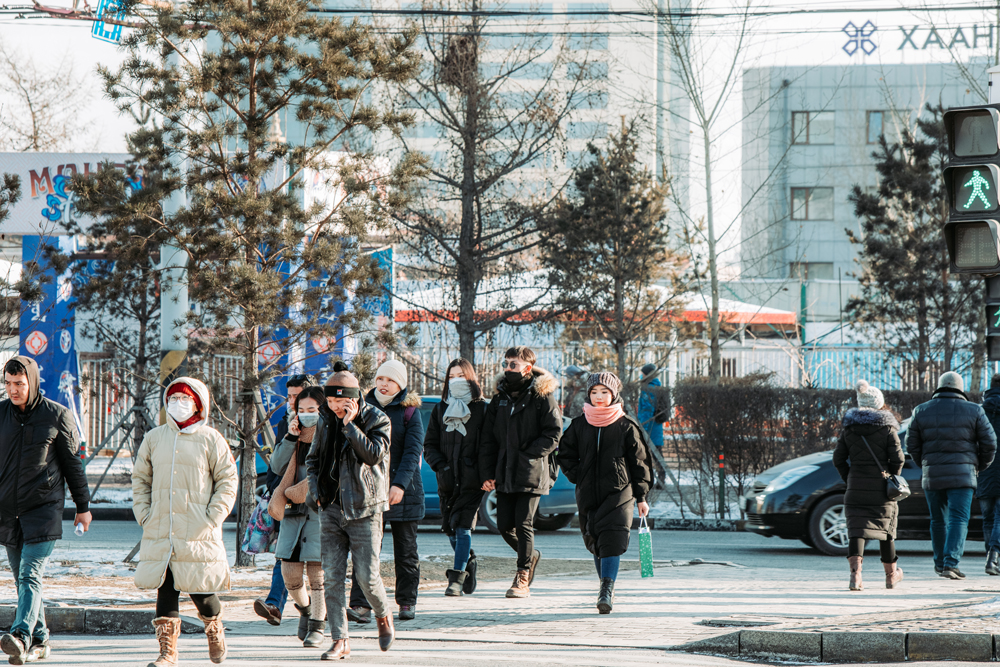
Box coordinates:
[478,490,500,534]
[534,512,574,531]
[809,494,849,556]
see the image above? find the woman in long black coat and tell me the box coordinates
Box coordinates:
[833,380,905,591]
[423,358,487,597]
[558,372,653,615]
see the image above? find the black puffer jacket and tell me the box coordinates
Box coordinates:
[480,368,562,495]
[0,355,90,547]
[558,410,653,558]
[832,408,903,540]
[906,387,997,492]
[424,399,487,531]
[365,388,426,522]
[306,401,391,521]
[979,388,1000,498]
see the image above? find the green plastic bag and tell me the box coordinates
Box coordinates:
[638,516,654,577]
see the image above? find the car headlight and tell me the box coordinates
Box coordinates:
[763,465,819,494]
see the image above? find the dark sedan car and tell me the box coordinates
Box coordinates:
[741,423,984,556]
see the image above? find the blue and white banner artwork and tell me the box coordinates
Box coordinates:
[92,0,126,44]
[19,235,86,446]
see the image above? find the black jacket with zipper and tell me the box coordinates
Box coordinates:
[0,355,90,547]
[424,398,487,530]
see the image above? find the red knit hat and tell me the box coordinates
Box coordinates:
[166,382,203,413]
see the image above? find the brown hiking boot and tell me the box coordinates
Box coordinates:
[148,617,181,667]
[375,614,394,652]
[505,569,531,598]
[321,639,350,660]
[848,555,863,591]
[883,561,903,589]
[199,612,227,664]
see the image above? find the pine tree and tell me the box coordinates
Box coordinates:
[847,104,983,391]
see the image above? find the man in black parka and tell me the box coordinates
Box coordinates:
[480,346,562,599]
[0,356,91,664]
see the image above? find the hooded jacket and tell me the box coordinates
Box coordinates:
[132,378,239,592]
[305,400,392,521]
[364,388,425,522]
[480,367,562,495]
[906,387,997,492]
[980,387,1000,498]
[0,355,90,547]
[832,407,904,540]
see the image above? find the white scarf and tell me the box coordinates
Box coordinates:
[443,379,474,434]
[375,389,399,407]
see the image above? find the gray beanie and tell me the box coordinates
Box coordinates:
[640,363,657,378]
[587,372,622,401]
[938,371,965,392]
[855,380,884,410]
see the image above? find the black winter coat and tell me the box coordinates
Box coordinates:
[364,389,425,522]
[906,388,997,492]
[981,388,1000,498]
[0,355,90,547]
[480,368,563,495]
[306,401,392,521]
[832,408,903,540]
[424,399,487,531]
[558,411,653,558]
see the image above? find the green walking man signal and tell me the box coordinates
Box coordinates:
[964,169,992,209]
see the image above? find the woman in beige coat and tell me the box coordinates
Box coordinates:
[132,378,238,667]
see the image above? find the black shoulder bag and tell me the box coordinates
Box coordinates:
[858,434,911,501]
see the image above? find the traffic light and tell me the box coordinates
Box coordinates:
[943,105,1000,273]
[987,276,1000,361]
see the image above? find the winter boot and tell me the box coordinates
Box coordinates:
[199,612,227,664]
[987,548,1000,576]
[321,639,350,661]
[293,603,310,641]
[848,555,863,591]
[463,550,478,594]
[445,569,468,597]
[527,549,542,585]
[302,619,326,648]
[375,614,394,652]
[505,570,531,598]
[883,560,903,589]
[597,578,615,614]
[147,617,181,667]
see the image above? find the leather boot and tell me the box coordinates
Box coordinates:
[445,569,468,597]
[505,569,531,598]
[597,578,615,614]
[883,560,903,589]
[148,617,181,667]
[303,619,326,648]
[848,555,863,591]
[293,603,310,641]
[527,549,542,585]
[987,548,1000,575]
[375,614,394,652]
[321,639,350,661]
[463,550,478,595]
[199,612,227,664]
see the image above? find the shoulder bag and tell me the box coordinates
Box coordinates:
[858,434,911,501]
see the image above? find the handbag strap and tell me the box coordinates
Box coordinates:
[857,434,888,475]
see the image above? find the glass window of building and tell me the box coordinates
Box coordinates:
[867,111,884,144]
[791,187,834,220]
[791,111,835,145]
[789,262,834,280]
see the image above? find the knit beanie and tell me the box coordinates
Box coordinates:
[855,380,884,410]
[938,371,965,392]
[640,363,657,378]
[325,369,361,398]
[587,372,622,401]
[375,359,408,391]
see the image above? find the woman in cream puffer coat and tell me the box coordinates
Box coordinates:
[132,377,238,666]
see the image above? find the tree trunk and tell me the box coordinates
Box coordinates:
[456,11,481,365]
[235,326,259,567]
[702,127,721,385]
[131,288,150,459]
[613,275,626,382]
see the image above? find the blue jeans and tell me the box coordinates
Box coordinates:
[926,487,974,569]
[593,554,621,581]
[6,540,55,643]
[265,558,288,611]
[449,528,472,572]
[981,496,1000,553]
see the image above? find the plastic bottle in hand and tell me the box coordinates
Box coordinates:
[74,522,85,537]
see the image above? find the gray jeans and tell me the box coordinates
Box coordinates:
[320,504,389,639]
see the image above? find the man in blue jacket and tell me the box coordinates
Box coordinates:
[980,373,1000,575]
[907,371,997,579]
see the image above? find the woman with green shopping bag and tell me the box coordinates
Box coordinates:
[558,372,653,614]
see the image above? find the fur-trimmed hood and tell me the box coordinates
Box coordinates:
[494,366,558,398]
[843,407,899,430]
[364,387,422,409]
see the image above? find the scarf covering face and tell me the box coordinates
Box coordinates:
[375,388,399,407]
[583,402,625,428]
[443,379,474,434]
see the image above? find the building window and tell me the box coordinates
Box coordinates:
[567,33,608,50]
[867,111,884,144]
[789,262,834,280]
[791,111,835,145]
[791,187,834,220]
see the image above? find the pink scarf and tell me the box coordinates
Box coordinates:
[583,402,625,428]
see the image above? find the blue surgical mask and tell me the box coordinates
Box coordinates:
[298,412,320,428]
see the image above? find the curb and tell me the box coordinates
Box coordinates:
[0,607,202,635]
[675,629,996,663]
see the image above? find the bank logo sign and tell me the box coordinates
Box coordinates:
[843,21,877,56]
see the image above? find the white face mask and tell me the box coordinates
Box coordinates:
[167,398,196,423]
[297,412,320,428]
